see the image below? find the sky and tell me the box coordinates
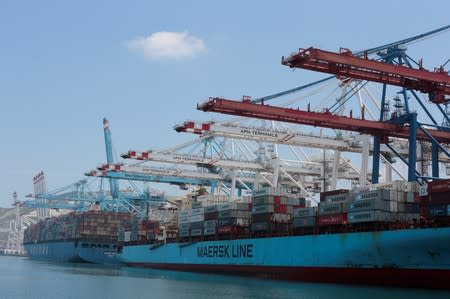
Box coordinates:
[0,0,449,207]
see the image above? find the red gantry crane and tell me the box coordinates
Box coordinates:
[281,47,450,104]
[198,28,450,183]
[198,97,450,144]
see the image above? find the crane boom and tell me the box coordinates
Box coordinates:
[253,25,450,104]
[281,47,450,103]
[198,97,450,144]
[121,150,266,171]
[174,121,362,152]
[174,120,432,158]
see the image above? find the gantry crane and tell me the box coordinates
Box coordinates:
[174,120,371,190]
[118,139,362,191]
[198,26,450,184]
[174,119,435,188]
[281,47,450,104]
[22,119,165,217]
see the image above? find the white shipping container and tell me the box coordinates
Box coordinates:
[271,213,292,222]
[124,231,131,242]
[406,192,416,203]
[405,182,420,193]
[252,187,290,197]
[389,201,398,212]
[196,194,209,202]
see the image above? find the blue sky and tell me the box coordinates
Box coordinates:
[0,0,449,207]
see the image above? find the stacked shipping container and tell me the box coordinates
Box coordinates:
[318,191,350,226]
[24,210,136,244]
[421,179,450,221]
[251,188,305,234]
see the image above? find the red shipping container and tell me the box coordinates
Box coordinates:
[428,179,450,194]
[274,196,281,205]
[217,226,239,234]
[275,205,288,214]
[318,213,348,226]
[428,192,450,204]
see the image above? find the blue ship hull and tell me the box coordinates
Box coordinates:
[120,227,450,289]
[24,240,121,265]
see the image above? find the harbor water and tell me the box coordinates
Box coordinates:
[1,256,449,299]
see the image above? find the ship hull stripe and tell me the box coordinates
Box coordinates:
[125,262,450,289]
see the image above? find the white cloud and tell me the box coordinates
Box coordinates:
[127,31,207,61]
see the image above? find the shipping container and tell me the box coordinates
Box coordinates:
[293,217,316,228]
[318,213,347,226]
[203,220,217,228]
[253,196,286,205]
[204,212,219,221]
[218,210,251,219]
[320,189,349,202]
[204,206,218,213]
[252,205,275,214]
[348,199,398,212]
[319,202,345,215]
[203,227,216,235]
[252,187,291,197]
[190,221,204,229]
[218,218,233,227]
[427,192,450,204]
[251,222,269,231]
[348,210,392,223]
[179,229,190,237]
[178,210,191,217]
[190,214,204,222]
[251,221,290,233]
[293,207,317,218]
[428,179,450,194]
[218,218,249,227]
[192,201,203,209]
[191,208,205,216]
[217,226,246,234]
[428,204,448,217]
[251,213,273,223]
[190,228,203,237]
[323,193,350,203]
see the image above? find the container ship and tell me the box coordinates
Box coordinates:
[118,180,450,289]
[23,209,136,264]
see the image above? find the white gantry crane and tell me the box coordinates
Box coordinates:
[173,119,370,191]
[3,192,36,256]
[104,126,362,199]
